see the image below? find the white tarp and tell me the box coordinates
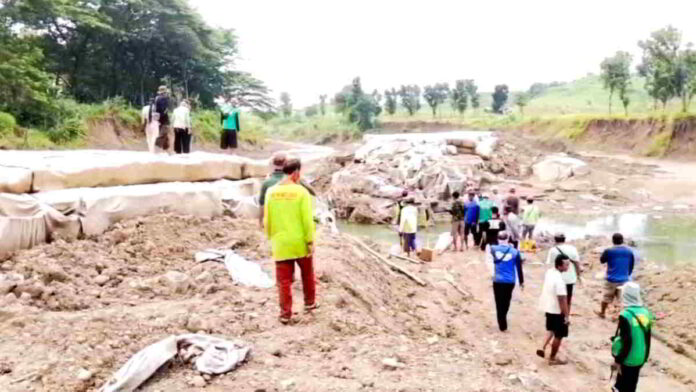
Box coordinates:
[0,193,81,256]
[100,334,250,392]
[195,249,274,288]
[0,150,268,193]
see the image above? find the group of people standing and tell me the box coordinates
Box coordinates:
[140,86,241,154]
[447,186,539,252]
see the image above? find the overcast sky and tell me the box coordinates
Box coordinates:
[193,0,696,107]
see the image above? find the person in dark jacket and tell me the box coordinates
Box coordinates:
[612,282,654,392]
[153,85,171,151]
[487,231,524,331]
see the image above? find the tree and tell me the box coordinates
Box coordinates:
[399,85,421,115]
[600,51,632,114]
[637,26,681,110]
[304,105,318,117]
[675,48,696,112]
[423,83,449,117]
[319,94,327,115]
[491,84,509,114]
[222,71,275,112]
[333,77,380,131]
[384,88,398,115]
[279,92,292,117]
[463,79,480,110]
[514,93,529,115]
[450,80,469,115]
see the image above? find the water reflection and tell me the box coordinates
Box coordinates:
[339,213,696,265]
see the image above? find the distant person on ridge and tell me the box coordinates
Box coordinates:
[448,191,466,252]
[463,190,480,250]
[220,98,241,150]
[153,85,171,152]
[487,231,524,332]
[596,233,635,319]
[611,282,654,392]
[264,158,317,324]
[393,190,409,248]
[521,197,541,241]
[172,99,192,154]
[537,254,570,365]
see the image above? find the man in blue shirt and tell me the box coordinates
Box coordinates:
[463,190,480,250]
[487,231,524,331]
[596,233,635,319]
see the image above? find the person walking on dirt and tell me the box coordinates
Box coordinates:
[448,191,466,251]
[537,254,570,365]
[264,158,317,324]
[611,282,654,392]
[502,206,521,249]
[521,197,541,241]
[545,233,582,313]
[463,190,480,249]
[393,190,409,248]
[596,233,635,319]
[483,207,506,250]
[172,99,192,154]
[399,197,418,257]
[487,231,524,332]
[260,153,318,228]
[478,194,494,251]
[505,187,520,215]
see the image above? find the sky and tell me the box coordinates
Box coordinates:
[193,0,696,107]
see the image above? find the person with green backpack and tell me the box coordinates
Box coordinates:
[611,282,654,392]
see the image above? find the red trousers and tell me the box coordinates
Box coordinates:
[275,256,316,319]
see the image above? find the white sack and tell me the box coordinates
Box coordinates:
[435,232,453,252]
[100,334,250,392]
[0,166,33,193]
[195,249,273,289]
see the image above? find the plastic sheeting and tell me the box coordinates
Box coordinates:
[195,249,274,288]
[0,193,81,256]
[0,150,269,193]
[100,334,250,392]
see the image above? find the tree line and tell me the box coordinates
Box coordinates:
[601,25,696,115]
[0,0,273,129]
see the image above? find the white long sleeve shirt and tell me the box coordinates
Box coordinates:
[172,106,192,129]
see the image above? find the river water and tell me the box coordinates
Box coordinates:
[338,213,696,265]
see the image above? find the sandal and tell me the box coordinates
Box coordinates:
[279,317,292,325]
[536,349,545,358]
[305,303,319,312]
[548,358,568,366]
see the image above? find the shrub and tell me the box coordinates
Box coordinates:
[0,112,17,136]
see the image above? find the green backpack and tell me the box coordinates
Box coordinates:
[611,308,650,365]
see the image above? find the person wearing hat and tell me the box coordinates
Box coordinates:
[172,99,192,154]
[153,85,171,151]
[259,152,317,228]
[545,232,582,313]
[611,282,654,392]
[399,197,419,257]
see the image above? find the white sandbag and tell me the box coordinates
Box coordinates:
[100,334,250,392]
[195,249,273,288]
[0,193,80,255]
[224,196,260,219]
[434,232,453,252]
[0,166,33,193]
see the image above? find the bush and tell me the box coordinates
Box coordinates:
[48,117,86,144]
[0,112,17,136]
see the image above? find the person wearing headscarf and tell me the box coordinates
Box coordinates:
[611,282,655,392]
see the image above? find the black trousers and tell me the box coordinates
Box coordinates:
[479,222,490,250]
[615,365,642,392]
[493,282,515,331]
[174,128,191,154]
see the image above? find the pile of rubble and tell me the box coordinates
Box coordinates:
[326,132,498,223]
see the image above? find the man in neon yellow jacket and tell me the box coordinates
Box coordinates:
[264,158,316,324]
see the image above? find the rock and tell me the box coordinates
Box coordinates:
[94,275,111,286]
[162,271,190,293]
[76,368,93,381]
[445,145,458,155]
[14,281,45,299]
[426,336,440,345]
[189,375,207,388]
[195,271,213,283]
[382,357,405,370]
[495,354,514,366]
[487,161,505,174]
[280,378,296,389]
[533,154,589,182]
[0,273,24,295]
[19,292,32,302]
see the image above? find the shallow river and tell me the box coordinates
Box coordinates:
[338,213,696,265]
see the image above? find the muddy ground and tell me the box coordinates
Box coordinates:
[1,128,696,391]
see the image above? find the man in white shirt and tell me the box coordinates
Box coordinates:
[537,254,570,365]
[545,232,582,313]
[172,100,193,154]
[399,198,418,257]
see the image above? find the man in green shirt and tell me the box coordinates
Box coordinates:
[264,158,317,324]
[478,194,494,251]
[220,99,241,150]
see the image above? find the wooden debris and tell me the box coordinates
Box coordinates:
[346,235,427,286]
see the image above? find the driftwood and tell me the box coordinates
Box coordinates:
[389,253,423,265]
[346,235,427,286]
[444,272,474,299]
